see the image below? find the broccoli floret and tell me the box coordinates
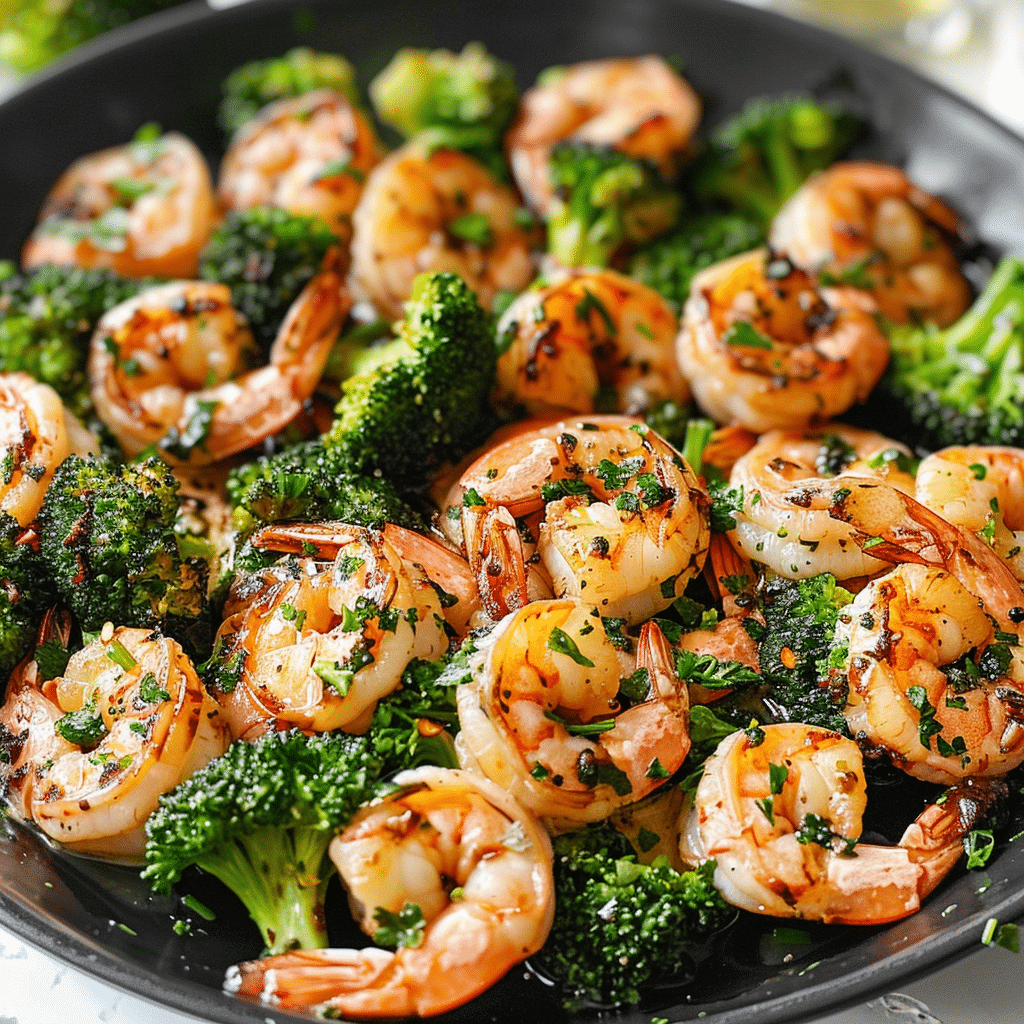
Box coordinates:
[37,454,210,653]
[369,41,519,179]
[758,573,853,732]
[540,822,731,1008]
[629,211,765,313]
[546,144,682,268]
[143,728,383,954]
[692,94,864,228]
[198,208,341,353]
[0,512,53,677]
[0,262,146,420]
[218,47,361,138]
[0,0,183,74]
[878,254,1024,449]
[324,272,499,492]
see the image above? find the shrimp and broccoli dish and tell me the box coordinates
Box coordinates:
[3,34,1024,1021]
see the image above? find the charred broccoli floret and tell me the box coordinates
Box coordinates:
[218,46,361,138]
[324,271,498,492]
[0,512,53,677]
[37,454,210,652]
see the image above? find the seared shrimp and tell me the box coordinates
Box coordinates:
[349,140,538,321]
[916,445,1024,581]
[217,89,384,244]
[677,250,891,432]
[456,599,690,826]
[440,415,710,625]
[506,55,701,216]
[770,162,972,327]
[727,423,916,580]
[0,623,228,859]
[228,766,554,1018]
[492,267,688,419]
[0,372,98,526]
[211,523,448,739]
[680,723,1004,923]
[88,265,350,463]
[22,130,216,279]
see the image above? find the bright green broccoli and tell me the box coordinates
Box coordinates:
[197,207,341,353]
[691,94,864,228]
[143,728,383,954]
[218,46,361,138]
[545,143,682,268]
[324,271,499,492]
[629,211,765,313]
[540,821,731,1009]
[36,454,211,654]
[757,573,853,732]
[369,41,519,178]
[0,261,146,420]
[877,254,1024,449]
[0,512,53,677]
[0,0,184,74]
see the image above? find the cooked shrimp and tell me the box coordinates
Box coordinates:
[349,140,538,321]
[439,415,710,625]
[505,55,701,216]
[88,263,350,463]
[492,267,688,419]
[677,249,891,432]
[227,766,554,1018]
[22,130,216,279]
[0,623,228,859]
[0,372,98,526]
[210,522,448,740]
[680,723,1005,923]
[456,599,690,825]
[769,161,972,327]
[727,423,916,580]
[916,445,1024,581]
[217,89,384,244]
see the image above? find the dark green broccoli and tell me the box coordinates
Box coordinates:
[629,211,765,313]
[0,0,184,74]
[691,94,864,228]
[197,207,341,353]
[878,254,1024,449]
[546,144,682,268]
[324,271,499,492]
[369,41,519,179]
[218,47,361,138]
[540,821,731,1009]
[143,728,383,954]
[36,454,210,653]
[758,573,853,732]
[0,261,146,420]
[0,512,53,677]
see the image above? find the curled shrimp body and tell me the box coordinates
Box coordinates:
[22,131,216,279]
[440,415,710,626]
[492,267,688,419]
[680,723,1004,924]
[217,89,384,244]
[88,265,350,463]
[211,523,448,739]
[677,250,891,432]
[0,372,98,525]
[915,445,1024,581]
[0,624,228,859]
[727,424,916,580]
[228,766,554,1018]
[349,141,539,321]
[505,55,701,216]
[456,599,690,826]
[769,162,972,327]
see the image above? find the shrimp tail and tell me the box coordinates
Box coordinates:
[463,504,528,622]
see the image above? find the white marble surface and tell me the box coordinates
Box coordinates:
[2,1,1024,1022]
